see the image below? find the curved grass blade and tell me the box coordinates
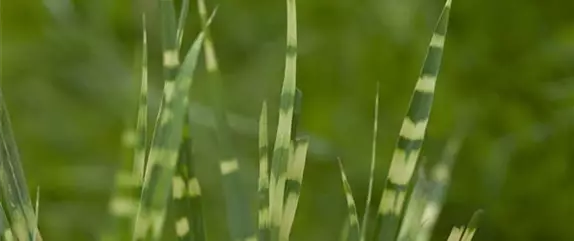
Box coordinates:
[132,27,207,241]
[279,137,309,241]
[101,15,149,241]
[258,102,271,241]
[270,0,298,240]
[0,90,40,241]
[196,1,255,240]
[170,111,206,241]
[361,83,380,240]
[374,1,452,240]
[338,159,361,241]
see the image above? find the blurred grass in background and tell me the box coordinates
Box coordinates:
[2,0,574,240]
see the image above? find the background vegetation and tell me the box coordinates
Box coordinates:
[2,0,574,240]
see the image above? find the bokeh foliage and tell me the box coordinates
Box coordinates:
[2,0,574,240]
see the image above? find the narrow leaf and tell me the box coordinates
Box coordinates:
[101,15,149,241]
[0,88,40,241]
[415,114,472,241]
[374,1,452,240]
[170,111,206,241]
[132,27,207,241]
[338,159,361,241]
[361,82,380,239]
[445,210,482,241]
[196,1,254,240]
[258,102,271,241]
[446,227,464,241]
[176,0,190,49]
[279,138,309,241]
[270,0,298,239]
[0,203,15,241]
[460,210,483,241]
[396,164,430,241]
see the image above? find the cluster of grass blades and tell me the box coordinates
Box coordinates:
[0,0,484,240]
[0,90,43,241]
[337,0,482,241]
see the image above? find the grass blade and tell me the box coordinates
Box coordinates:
[101,15,149,241]
[176,0,190,49]
[32,187,40,241]
[0,203,15,241]
[374,1,452,240]
[279,138,309,241]
[396,163,429,241]
[415,118,471,241]
[338,159,361,241]
[132,25,207,241]
[0,90,40,241]
[446,227,464,241]
[258,102,271,241]
[460,210,483,241]
[445,210,482,241]
[134,14,150,181]
[196,1,255,240]
[361,83,380,239]
[170,111,206,241]
[270,0,298,239]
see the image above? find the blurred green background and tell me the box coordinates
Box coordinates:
[2,0,574,240]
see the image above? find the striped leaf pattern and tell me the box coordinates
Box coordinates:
[338,159,361,241]
[279,138,309,241]
[196,0,254,240]
[446,227,464,241]
[374,0,452,240]
[170,112,206,241]
[270,0,298,240]
[446,210,482,241]
[415,121,470,241]
[101,15,149,241]
[0,90,40,241]
[396,165,430,241]
[132,21,206,241]
[258,102,271,241]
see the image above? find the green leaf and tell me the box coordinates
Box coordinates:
[270,0,298,240]
[170,110,206,241]
[101,15,149,241]
[176,0,190,49]
[0,203,15,241]
[361,83,380,240]
[0,89,39,241]
[373,0,452,240]
[196,0,255,239]
[279,138,310,241]
[446,210,483,241]
[132,19,208,241]
[338,159,361,241]
[258,102,271,241]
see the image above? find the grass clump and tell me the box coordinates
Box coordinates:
[0,0,482,240]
